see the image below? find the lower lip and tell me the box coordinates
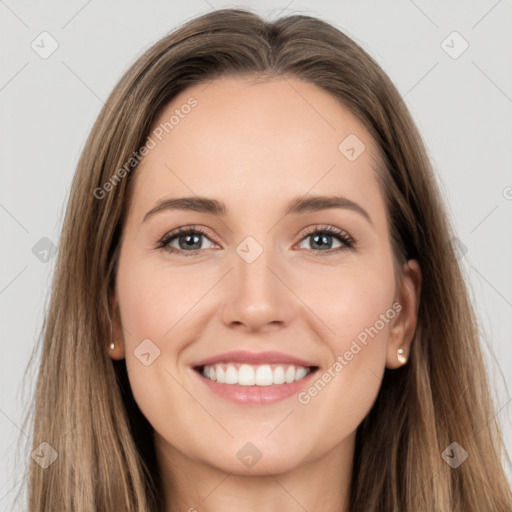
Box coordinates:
[193,368,318,405]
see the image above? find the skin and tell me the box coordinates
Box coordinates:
[109,76,422,512]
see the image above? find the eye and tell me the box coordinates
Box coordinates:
[296,225,355,254]
[157,225,216,256]
[156,224,356,257]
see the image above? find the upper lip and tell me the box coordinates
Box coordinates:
[192,350,318,368]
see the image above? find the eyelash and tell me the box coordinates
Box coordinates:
[156,224,356,257]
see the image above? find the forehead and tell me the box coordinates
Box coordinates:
[129,76,385,225]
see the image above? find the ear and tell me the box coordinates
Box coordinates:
[108,291,126,360]
[386,259,422,369]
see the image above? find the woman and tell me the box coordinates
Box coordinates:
[21,8,512,511]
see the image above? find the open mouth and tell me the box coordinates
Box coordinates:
[194,363,319,387]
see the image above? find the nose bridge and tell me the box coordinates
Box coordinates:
[234,234,280,303]
[220,233,295,330]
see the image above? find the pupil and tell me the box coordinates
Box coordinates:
[180,234,201,250]
[312,234,332,250]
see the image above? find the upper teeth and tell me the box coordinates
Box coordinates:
[201,363,311,386]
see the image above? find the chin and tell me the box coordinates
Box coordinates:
[185,434,311,476]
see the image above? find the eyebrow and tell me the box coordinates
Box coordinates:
[142,195,373,225]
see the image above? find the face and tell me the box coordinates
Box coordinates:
[110,76,421,477]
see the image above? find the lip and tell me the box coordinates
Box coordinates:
[191,350,317,368]
[191,350,319,405]
[193,365,319,405]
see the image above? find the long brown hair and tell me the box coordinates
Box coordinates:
[17,8,511,511]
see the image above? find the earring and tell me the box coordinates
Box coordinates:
[109,321,115,351]
[397,347,407,365]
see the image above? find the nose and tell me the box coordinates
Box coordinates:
[219,243,297,333]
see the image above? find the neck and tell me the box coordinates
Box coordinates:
[156,431,355,512]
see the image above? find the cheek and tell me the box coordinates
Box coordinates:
[294,279,395,452]
[291,251,397,351]
[330,271,396,354]
[294,253,396,401]
[117,253,208,343]
[114,254,199,425]
[306,277,394,378]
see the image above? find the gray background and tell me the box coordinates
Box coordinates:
[1,0,511,509]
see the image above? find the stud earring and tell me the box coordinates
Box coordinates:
[397,347,407,365]
[110,342,115,351]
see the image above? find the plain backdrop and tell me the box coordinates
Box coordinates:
[1,1,511,509]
